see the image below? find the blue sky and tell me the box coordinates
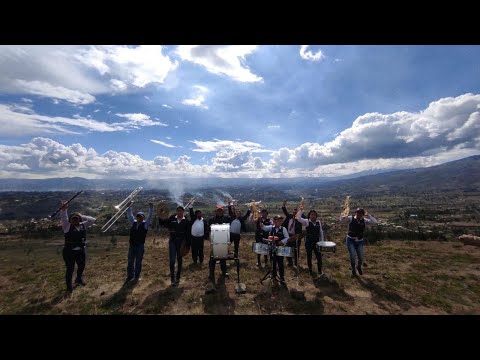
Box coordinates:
[0,45,479,179]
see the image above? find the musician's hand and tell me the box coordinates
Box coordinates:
[60,200,68,209]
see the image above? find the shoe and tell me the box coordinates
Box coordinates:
[287,262,293,267]
[66,286,73,293]
[134,277,141,282]
[222,272,229,277]
[351,271,357,277]
[356,266,363,275]
[256,262,261,267]
[125,277,134,283]
[279,278,286,285]
[75,279,86,286]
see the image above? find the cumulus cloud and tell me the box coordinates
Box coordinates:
[299,45,325,62]
[176,45,262,82]
[270,93,480,170]
[0,45,178,103]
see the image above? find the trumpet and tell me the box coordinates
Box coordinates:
[342,195,350,217]
[101,187,143,232]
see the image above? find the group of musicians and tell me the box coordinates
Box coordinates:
[58,197,378,293]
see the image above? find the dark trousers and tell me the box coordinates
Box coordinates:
[230,233,240,258]
[191,236,205,263]
[209,258,227,279]
[63,246,86,291]
[287,235,302,266]
[305,240,322,273]
[272,254,285,280]
[255,235,269,265]
[169,238,184,280]
[127,243,145,279]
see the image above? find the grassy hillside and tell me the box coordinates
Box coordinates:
[1,233,479,315]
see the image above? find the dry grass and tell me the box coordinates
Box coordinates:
[0,234,479,315]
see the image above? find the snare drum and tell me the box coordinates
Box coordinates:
[210,224,231,259]
[274,246,293,257]
[252,242,270,255]
[316,241,337,253]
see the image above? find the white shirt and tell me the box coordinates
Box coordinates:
[191,218,205,237]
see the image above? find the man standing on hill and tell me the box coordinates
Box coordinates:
[227,198,251,259]
[339,208,378,276]
[208,205,233,281]
[60,201,96,293]
[188,205,210,265]
[282,200,306,268]
[159,206,191,287]
[125,202,154,283]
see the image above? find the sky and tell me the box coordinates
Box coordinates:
[0,45,479,180]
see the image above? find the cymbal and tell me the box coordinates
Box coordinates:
[156,201,169,219]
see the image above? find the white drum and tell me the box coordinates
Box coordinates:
[210,224,231,259]
[274,246,293,257]
[316,241,337,253]
[252,242,270,255]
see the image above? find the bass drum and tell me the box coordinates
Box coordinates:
[210,224,231,259]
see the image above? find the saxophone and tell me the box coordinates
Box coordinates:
[342,196,350,217]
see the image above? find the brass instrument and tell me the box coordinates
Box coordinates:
[342,195,351,217]
[101,187,143,232]
[247,200,262,222]
[184,197,196,209]
[156,200,169,220]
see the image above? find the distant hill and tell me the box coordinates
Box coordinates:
[315,155,480,196]
[0,155,479,193]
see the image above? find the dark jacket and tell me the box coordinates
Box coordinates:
[159,215,192,246]
[282,206,306,234]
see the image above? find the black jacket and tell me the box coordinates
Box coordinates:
[282,206,306,234]
[159,215,192,246]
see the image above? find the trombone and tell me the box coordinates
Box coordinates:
[184,197,196,209]
[101,187,143,232]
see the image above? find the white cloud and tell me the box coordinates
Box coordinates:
[0,105,168,137]
[270,93,480,170]
[190,139,273,153]
[0,45,178,103]
[144,95,151,100]
[267,124,280,129]
[162,104,173,109]
[165,136,172,140]
[299,45,325,62]
[115,113,168,127]
[176,45,262,82]
[150,139,176,148]
[93,109,100,113]
[14,80,96,105]
[21,98,33,103]
[77,45,178,88]
[6,163,30,170]
[182,85,208,109]
[110,79,127,91]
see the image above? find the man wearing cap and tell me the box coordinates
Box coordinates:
[259,215,290,284]
[125,202,154,282]
[339,207,378,276]
[60,200,96,293]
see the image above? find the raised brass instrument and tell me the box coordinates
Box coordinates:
[247,200,262,222]
[101,187,142,232]
[184,197,196,209]
[342,195,350,217]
